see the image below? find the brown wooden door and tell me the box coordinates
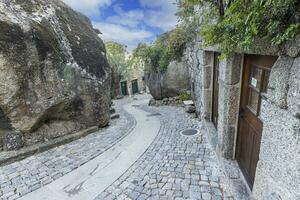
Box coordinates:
[212,53,220,128]
[236,55,277,188]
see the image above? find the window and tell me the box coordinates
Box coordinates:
[247,65,271,117]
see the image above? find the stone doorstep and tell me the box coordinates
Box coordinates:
[0,126,99,167]
[183,100,194,105]
[200,120,253,200]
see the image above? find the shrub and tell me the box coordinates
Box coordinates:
[132,26,193,73]
[179,91,191,101]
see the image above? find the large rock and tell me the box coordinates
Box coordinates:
[0,0,111,150]
[146,61,190,100]
[146,72,164,100]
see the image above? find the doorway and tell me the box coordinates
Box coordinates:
[121,81,128,96]
[236,55,277,188]
[131,79,139,94]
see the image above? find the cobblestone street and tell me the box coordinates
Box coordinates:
[0,95,235,200]
[0,99,136,200]
[96,103,234,200]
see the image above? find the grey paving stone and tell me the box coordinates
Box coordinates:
[0,98,137,200]
[95,103,235,199]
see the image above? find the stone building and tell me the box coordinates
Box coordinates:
[184,33,300,199]
[119,57,146,97]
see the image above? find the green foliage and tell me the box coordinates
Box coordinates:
[178,0,300,56]
[133,43,163,73]
[132,26,193,73]
[179,91,191,101]
[168,27,192,60]
[105,41,129,78]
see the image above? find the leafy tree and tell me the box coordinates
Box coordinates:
[133,42,163,73]
[105,41,129,78]
[105,41,129,98]
[132,26,193,73]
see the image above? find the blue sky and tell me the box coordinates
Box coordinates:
[63,0,178,51]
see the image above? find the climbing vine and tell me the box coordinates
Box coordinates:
[177,0,300,56]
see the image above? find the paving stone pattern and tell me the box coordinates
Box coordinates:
[96,105,234,200]
[0,99,136,200]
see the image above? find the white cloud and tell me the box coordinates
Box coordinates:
[139,0,175,9]
[106,4,144,28]
[144,9,177,31]
[63,0,112,16]
[63,0,179,50]
[139,0,178,31]
[106,1,178,31]
[93,22,154,51]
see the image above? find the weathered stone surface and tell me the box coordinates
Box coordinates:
[285,35,300,58]
[202,66,212,89]
[217,125,236,159]
[253,102,300,200]
[287,57,300,118]
[3,131,23,151]
[267,56,294,109]
[186,105,196,113]
[0,0,111,151]
[148,97,183,107]
[146,61,190,100]
[146,73,164,100]
[162,61,190,97]
[218,82,240,126]
[219,54,242,85]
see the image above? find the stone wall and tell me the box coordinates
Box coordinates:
[253,56,300,200]
[148,97,184,107]
[217,53,242,159]
[121,57,146,96]
[184,38,214,129]
[184,35,300,199]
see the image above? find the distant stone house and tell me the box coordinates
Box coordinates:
[184,36,300,199]
[119,57,146,97]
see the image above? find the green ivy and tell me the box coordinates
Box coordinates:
[177,0,300,56]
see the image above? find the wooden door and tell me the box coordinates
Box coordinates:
[131,79,139,94]
[121,81,128,96]
[236,55,277,188]
[212,53,220,128]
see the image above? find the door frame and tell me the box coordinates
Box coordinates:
[233,54,245,160]
[212,52,220,129]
